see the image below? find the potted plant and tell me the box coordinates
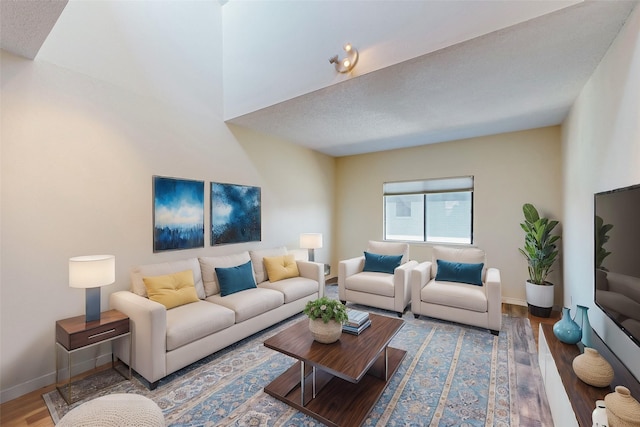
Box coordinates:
[304,296,348,344]
[519,203,561,317]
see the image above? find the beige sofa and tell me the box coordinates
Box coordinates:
[110,247,324,388]
[411,246,502,335]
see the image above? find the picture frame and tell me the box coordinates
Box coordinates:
[211,182,261,245]
[153,176,205,252]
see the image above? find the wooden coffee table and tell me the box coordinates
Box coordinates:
[263,313,405,427]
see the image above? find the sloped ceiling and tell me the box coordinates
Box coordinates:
[1,0,637,157]
[226,1,638,156]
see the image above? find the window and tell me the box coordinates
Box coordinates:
[384,176,474,244]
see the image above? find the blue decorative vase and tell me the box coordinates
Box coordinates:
[553,307,582,344]
[574,305,592,347]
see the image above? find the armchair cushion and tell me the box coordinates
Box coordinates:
[263,254,300,282]
[367,241,409,264]
[435,260,484,286]
[215,260,257,296]
[345,272,395,297]
[363,252,403,274]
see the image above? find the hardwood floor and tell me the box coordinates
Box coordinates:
[0,303,560,427]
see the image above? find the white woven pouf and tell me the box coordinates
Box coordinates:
[57,393,164,427]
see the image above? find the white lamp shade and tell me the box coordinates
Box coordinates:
[300,233,323,249]
[69,255,115,288]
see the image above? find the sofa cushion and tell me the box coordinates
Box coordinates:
[363,252,402,274]
[131,258,205,299]
[207,288,284,323]
[249,247,287,283]
[435,260,484,286]
[165,301,235,351]
[421,280,488,313]
[345,272,395,297]
[431,246,486,280]
[199,252,251,296]
[263,254,300,282]
[142,270,200,310]
[259,276,318,303]
[215,260,257,296]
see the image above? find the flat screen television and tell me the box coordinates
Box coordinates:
[594,184,640,348]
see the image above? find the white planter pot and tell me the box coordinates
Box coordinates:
[525,281,554,317]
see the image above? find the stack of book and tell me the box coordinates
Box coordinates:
[342,309,371,335]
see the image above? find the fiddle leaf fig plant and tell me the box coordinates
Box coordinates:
[595,215,613,270]
[519,203,561,285]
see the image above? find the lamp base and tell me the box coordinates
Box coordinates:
[308,249,315,262]
[85,287,101,322]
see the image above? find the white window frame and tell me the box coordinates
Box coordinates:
[383,176,474,244]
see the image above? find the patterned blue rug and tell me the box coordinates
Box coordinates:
[44,286,549,426]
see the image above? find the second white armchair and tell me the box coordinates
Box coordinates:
[338,241,418,317]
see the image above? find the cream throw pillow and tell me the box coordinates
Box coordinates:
[263,254,300,282]
[143,270,200,309]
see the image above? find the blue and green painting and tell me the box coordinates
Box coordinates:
[153,176,204,252]
[211,182,261,245]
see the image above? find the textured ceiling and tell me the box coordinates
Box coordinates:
[229,1,638,157]
[0,0,67,59]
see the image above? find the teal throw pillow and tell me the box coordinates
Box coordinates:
[435,259,484,286]
[362,252,403,274]
[215,260,257,296]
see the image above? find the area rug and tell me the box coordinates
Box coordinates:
[44,288,551,426]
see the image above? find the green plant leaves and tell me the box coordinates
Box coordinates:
[519,203,561,285]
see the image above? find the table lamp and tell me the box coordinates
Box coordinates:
[69,255,115,322]
[300,233,323,262]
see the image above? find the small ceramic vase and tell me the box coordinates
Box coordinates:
[593,400,608,427]
[308,318,342,344]
[553,307,582,344]
[574,304,593,347]
[604,386,640,427]
[572,348,614,387]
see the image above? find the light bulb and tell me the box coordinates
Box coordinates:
[344,43,352,52]
[343,59,351,68]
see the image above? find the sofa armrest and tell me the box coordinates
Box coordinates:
[338,256,365,300]
[109,291,167,384]
[411,261,432,313]
[296,260,325,298]
[485,267,502,331]
[393,260,419,313]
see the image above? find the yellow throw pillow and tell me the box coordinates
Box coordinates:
[263,254,300,282]
[143,270,200,309]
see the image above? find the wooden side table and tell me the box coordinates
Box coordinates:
[55,309,132,404]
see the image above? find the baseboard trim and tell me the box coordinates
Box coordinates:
[0,352,113,404]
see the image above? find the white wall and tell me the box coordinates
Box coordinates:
[0,49,334,402]
[562,5,640,380]
[334,126,563,306]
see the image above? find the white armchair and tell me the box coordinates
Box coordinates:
[411,246,502,335]
[338,241,418,317]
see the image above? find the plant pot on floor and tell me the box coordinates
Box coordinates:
[525,281,554,318]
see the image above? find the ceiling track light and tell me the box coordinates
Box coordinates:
[329,43,358,73]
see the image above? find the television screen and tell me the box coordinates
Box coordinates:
[594,184,640,347]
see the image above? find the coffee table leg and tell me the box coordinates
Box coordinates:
[385,347,389,381]
[313,366,316,398]
[300,361,305,407]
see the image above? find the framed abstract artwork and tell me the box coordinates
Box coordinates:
[211,182,261,245]
[153,176,205,252]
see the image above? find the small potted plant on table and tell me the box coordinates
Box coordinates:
[304,297,348,344]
